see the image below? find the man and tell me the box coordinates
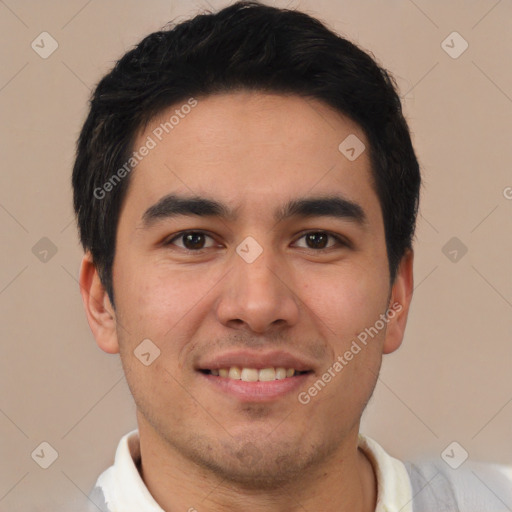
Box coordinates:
[72,2,511,511]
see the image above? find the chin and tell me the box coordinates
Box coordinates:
[187,436,329,489]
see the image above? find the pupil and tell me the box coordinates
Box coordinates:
[184,233,204,249]
[307,232,327,249]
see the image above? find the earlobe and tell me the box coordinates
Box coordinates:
[382,249,414,355]
[79,252,120,354]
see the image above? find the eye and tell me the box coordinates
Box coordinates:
[165,231,218,251]
[293,231,347,250]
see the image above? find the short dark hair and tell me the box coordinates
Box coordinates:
[72,0,420,308]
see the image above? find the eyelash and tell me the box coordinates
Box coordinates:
[163,230,349,252]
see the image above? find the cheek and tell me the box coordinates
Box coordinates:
[114,260,221,360]
[299,264,389,340]
[298,271,387,424]
[113,266,204,414]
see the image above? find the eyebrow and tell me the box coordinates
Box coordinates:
[140,193,367,228]
[275,196,366,225]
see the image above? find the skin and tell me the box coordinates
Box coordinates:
[80,92,414,512]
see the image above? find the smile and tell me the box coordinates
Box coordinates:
[203,367,309,381]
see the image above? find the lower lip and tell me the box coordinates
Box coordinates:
[199,372,312,402]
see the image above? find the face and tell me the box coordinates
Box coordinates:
[82,91,413,486]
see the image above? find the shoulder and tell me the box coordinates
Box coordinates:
[405,458,512,511]
[359,434,512,511]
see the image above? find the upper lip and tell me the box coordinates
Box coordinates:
[196,350,316,373]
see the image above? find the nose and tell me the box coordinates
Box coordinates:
[214,244,300,334]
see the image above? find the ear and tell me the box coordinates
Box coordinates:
[382,249,414,355]
[79,251,119,354]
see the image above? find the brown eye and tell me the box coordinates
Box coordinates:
[305,232,329,249]
[293,231,346,250]
[166,231,216,250]
[182,232,205,249]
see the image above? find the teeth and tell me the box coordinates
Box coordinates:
[258,368,276,381]
[228,366,241,379]
[275,367,287,380]
[210,367,301,381]
[241,368,259,382]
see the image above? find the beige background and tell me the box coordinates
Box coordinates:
[1,0,511,510]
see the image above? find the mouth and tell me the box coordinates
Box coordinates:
[199,367,311,381]
[196,351,316,402]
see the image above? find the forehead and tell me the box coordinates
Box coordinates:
[122,92,379,224]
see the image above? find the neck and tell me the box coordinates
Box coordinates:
[136,418,377,512]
